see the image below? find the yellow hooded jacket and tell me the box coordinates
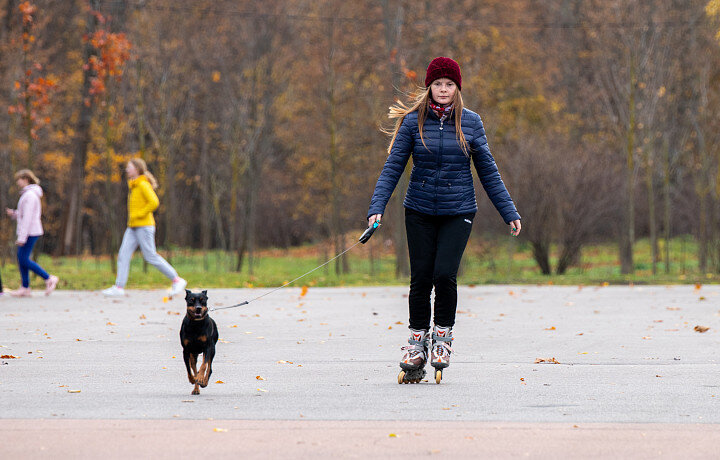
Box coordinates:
[127,175,159,227]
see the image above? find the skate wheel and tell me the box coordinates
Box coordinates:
[435,369,442,384]
[398,371,406,384]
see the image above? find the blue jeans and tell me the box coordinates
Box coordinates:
[17,236,49,288]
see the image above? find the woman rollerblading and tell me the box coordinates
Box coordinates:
[367,57,521,384]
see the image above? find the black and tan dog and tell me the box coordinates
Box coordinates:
[180,289,219,395]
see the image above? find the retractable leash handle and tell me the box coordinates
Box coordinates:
[359,221,381,244]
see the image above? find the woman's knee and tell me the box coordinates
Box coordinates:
[433,271,457,287]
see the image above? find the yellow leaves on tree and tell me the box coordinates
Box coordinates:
[709,0,720,41]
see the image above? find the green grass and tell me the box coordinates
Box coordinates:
[1,236,718,291]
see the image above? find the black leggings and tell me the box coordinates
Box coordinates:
[405,208,474,330]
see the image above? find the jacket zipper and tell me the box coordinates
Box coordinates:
[435,118,444,214]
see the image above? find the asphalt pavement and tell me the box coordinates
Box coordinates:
[1,284,719,458]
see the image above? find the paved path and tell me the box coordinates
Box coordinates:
[1,285,719,457]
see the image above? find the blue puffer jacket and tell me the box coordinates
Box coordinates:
[368,107,521,223]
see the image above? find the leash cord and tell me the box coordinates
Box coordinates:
[209,240,363,312]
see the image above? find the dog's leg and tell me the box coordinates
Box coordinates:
[189,353,201,394]
[197,354,208,388]
[183,349,195,384]
[197,346,215,388]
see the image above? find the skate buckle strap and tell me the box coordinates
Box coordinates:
[432,333,453,342]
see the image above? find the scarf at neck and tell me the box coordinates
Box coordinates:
[429,101,454,121]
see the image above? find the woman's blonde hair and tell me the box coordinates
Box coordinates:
[385,87,470,157]
[129,157,158,189]
[15,169,40,185]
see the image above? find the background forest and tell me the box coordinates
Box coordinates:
[1,0,720,285]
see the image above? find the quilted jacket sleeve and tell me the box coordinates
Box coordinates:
[130,180,160,222]
[367,117,414,218]
[470,116,521,224]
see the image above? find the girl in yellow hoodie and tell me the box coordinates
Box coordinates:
[102,158,186,297]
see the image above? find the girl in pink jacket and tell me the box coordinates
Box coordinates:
[5,170,58,297]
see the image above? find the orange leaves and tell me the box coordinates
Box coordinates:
[83,13,132,105]
[212,71,221,83]
[19,1,37,26]
[694,325,710,333]
[300,285,308,297]
[8,73,57,139]
[1,355,19,359]
[534,357,560,364]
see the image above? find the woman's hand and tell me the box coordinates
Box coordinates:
[5,208,15,217]
[509,220,522,237]
[368,214,382,227]
[15,240,24,247]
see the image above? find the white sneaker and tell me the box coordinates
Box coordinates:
[102,285,126,297]
[169,278,187,297]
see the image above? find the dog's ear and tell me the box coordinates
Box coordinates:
[201,290,207,296]
[185,289,192,299]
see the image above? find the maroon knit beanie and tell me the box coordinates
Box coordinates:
[425,57,462,91]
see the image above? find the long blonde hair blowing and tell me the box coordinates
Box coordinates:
[129,158,158,189]
[385,87,470,157]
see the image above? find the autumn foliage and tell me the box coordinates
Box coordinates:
[0,0,719,280]
[83,13,131,105]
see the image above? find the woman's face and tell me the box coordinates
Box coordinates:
[16,177,28,188]
[430,78,457,106]
[126,162,139,179]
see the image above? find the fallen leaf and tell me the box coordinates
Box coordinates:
[215,380,225,384]
[395,321,403,325]
[213,428,228,432]
[694,325,710,333]
[642,336,652,340]
[666,307,681,311]
[544,326,556,331]
[139,314,147,319]
[699,296,707,301]
[534,357,560,364]
[257,388,267,392]
[300,286,308,297]
[1,355,19,359]
[256,376,265,380]
[388,433,398,438]
[106,322,117,326]
[67,389,81,393]
[162,297,169,303]
[695,283,702,290]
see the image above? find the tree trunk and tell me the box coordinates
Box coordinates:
[531,240,552,275]
[663,135,671,274]
[62,1,99,255]
[644,145,658,275]
[381,0,409,278]
[620,53,636,275]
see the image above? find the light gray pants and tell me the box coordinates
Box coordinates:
[115,226,178,288]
